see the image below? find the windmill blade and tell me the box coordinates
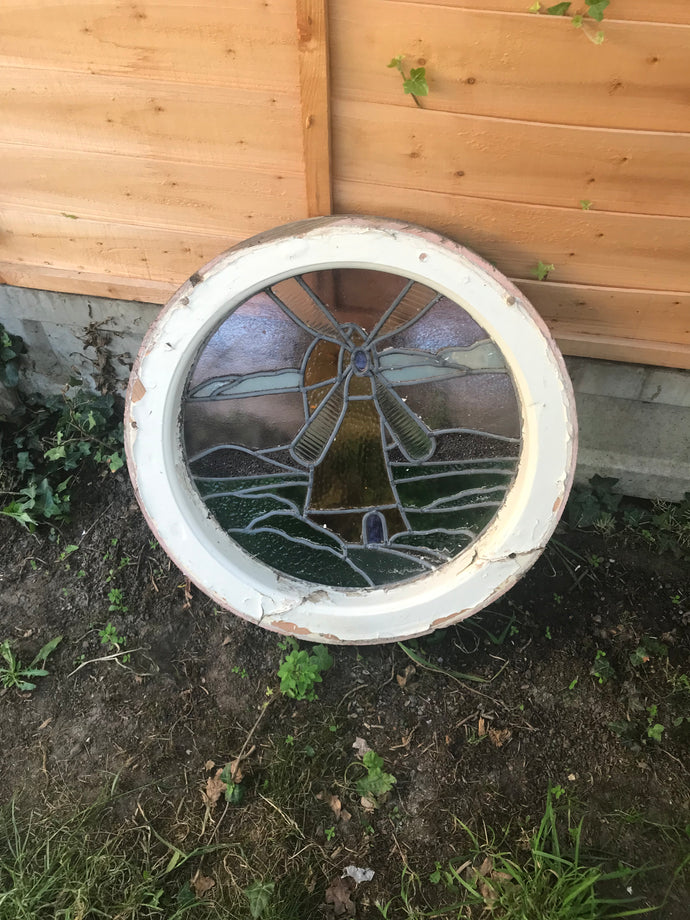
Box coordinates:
[187,368,302,400]
[268,276,352,347]
[377,341,507,386]
[365,281,442,346]
[291,374,350,467]
[373,377,436,462]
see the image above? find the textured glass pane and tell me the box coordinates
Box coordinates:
[182,268,522,588]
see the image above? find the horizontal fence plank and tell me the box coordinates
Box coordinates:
[2,206,689,368]
[334,178,690,291]
[0,69,303,172]
[3,266,688,369]
[555,332,690,369]
[392,0,690,26]
[333,100,690,218]
[0,261,175,305]
[0,145,307,236]
[0,0,299,90]
[0,206,234,285]
[519,280,690,345]
[330,0,689,132]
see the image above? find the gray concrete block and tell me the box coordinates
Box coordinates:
[2,284,689,502]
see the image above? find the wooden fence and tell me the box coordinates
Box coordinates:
[1,0,688,368]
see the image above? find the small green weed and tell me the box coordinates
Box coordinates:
[99,622,131,664]
[354,751,397,807]
[531,260,555,281]
[107,587,128,614]
[591,649,615,685]
[1,385,124,529]
[0,636,62,692]
[277,638,333,701]
[0,323,26,389]
[387,55,429,107]
[646,708,665,742]
[629,637,667,668]
[568,475,621,528]
[244,879,276,919]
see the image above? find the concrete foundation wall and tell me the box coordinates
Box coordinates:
[2,284,689,502]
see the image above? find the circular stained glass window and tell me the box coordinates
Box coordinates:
[125,217,577,644]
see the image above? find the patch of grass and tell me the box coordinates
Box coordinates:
[377,791,652,918]
[0,791,218,920]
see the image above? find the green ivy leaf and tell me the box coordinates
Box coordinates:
[245,880,275,919]
[580,199,592,210]
[546,2,570,14]
[531,261,555,281]
[403,67,429,97]
[44,444,67,461]
[586,0,609,22]
[1,361,19,388]
[572,13,583,27]
[108,452,124,473]
[647,723,665,742]
[593,30,605,43]
[387,55,404,71]
[528,1,541,11]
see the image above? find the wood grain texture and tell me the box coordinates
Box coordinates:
[0,261,175,304]
[519,280,690,345]
[297,0,332,215]
[333,179,690,291]
[332,100,690,218]
[330,0,690,132]
[392,0,690,26]
[0,0,300,90]
[3,205,688,367]
[0,70,303,171]
[553,333,690,369]
[0,206,234,285]
[0,145,307,236]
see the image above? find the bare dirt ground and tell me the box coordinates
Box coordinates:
[1,467,689,918]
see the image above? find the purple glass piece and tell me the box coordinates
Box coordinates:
[352,349,368,371]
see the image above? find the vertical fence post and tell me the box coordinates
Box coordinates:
[296,0,333,216]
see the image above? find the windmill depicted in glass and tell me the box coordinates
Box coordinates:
[184,272,515,576]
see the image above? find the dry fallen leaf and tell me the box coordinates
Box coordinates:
[202,768,226,808]
[352,737,371,759]
[488,728,512,748]
[190,871,216,897]
[478,856,493,877]
[222,636,232,646]
[325,875,356,917]
[205,760,216,771]
[478,717,486,737]
[228,757,243,783]
[396,664,416,688]
[360,795,377,813]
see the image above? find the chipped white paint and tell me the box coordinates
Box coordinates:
[125,216,577,644]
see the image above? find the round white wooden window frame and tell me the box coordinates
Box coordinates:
[125,216,577,645]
